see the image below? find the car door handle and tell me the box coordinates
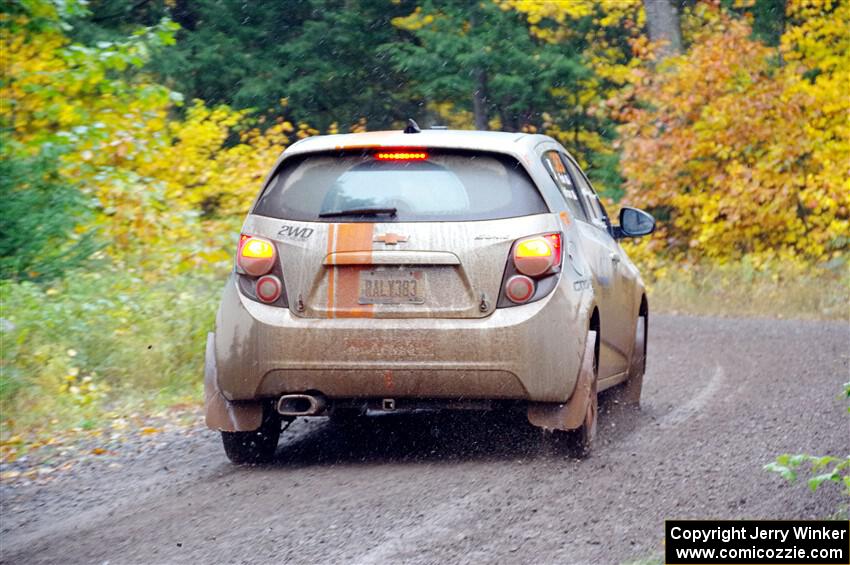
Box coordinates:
[609,253,621,264]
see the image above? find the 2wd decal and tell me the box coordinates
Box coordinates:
[278,224,315,240]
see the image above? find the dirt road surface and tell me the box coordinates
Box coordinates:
[1,315,848,564]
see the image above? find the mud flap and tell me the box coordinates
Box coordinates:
[629,316,646,379]
[526,330,597,432]
[620,316,646,405]
[204,332,263,432]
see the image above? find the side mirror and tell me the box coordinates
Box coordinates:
[615,207,656,239]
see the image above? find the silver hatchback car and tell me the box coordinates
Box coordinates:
[205,125,655,463]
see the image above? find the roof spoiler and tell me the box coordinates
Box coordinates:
[403,119,421,134]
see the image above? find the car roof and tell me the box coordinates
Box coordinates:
[283,129,555,161]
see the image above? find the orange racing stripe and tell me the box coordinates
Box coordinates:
[333,223,375,318]
[324,223,375,318]
[326,224,337,318]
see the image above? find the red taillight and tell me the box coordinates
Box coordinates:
[544,233,562,268]
[505,275,535,304]
[255,275,282,303]
[237,235,276,276]
[513,235,558,277]
[375,151,428,161]
[500,232,563,308]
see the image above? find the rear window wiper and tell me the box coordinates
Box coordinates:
[318,207,398,218]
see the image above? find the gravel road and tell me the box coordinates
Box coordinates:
[1,315,848,564]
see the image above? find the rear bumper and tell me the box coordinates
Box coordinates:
[211,275,592,404]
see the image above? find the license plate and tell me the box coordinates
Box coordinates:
[359,270,425,304]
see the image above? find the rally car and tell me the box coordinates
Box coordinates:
[205,124,655,463]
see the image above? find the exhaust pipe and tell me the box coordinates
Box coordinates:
[276,394,327,417]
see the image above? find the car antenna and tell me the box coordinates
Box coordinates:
[403,118,421,134]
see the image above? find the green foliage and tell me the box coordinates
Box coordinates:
[722,0,788,46]
[765,454,850,496]
[58,0,633,194]
[383,0,589,130]
[71,0,422,130]
[0,140,97,281]
[0,270,221,432]
[750,0,787,45]
[764,384,850,504]
[3,0,847,449]
[0,0,88,31]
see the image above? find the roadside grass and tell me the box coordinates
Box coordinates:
[1,270,222,460]
[1,257,847,460]
[646,259,849,321]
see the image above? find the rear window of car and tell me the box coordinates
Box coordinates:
[253,151,548,222]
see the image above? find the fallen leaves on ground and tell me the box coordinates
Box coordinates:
[0,404,203,488]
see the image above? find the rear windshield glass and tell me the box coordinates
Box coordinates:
[253,152,548,222]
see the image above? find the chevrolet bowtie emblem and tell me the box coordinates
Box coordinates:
[374,233,409,245]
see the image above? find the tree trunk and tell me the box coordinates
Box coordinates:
[643,0,683,60]
[472,69,489,130]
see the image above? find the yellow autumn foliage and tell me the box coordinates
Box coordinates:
[2,0,847,276]
[617,1,849,267]
[503,0,645,189]
[1,12,295,279]
[2,0,848,447]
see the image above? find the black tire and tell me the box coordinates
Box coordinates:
[221,408,281,465]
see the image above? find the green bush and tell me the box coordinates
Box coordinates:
[0,140,98,281]
[0,270,223,433]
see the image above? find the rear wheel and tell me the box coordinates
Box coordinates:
[221,407,282,465]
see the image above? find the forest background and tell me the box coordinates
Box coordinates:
[1,0,848,443]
